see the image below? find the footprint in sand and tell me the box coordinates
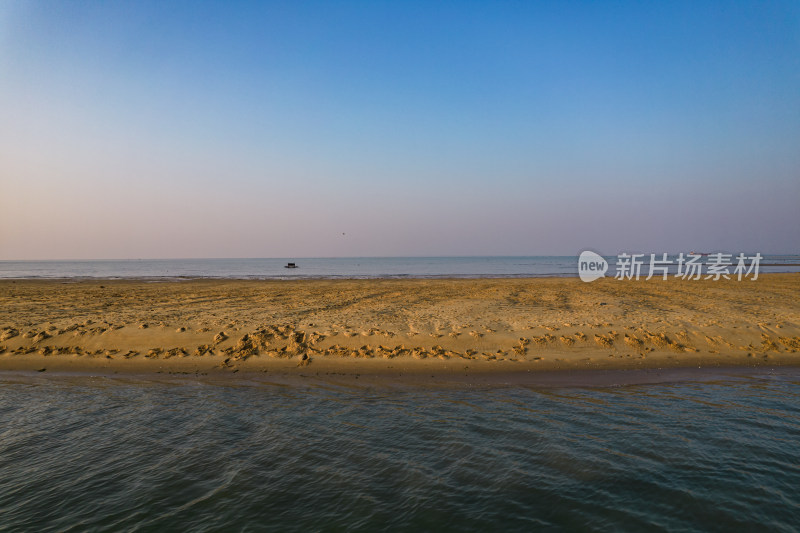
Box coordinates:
[32,331,51,343]
[0,328,19,341]
[194,345,212,356]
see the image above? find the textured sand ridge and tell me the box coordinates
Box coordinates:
[1,275,799,374]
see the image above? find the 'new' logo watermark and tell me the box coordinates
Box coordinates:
[577,251,761,282]
[578,251,608,282]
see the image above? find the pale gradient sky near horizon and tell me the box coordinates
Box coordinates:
[1,1,799,260]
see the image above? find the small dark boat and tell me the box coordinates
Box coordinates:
[285,262,298,269]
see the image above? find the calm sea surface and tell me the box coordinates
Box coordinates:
[1,255,799,279]
[1,369,799,531]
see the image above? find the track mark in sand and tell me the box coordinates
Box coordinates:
[644,332,670,347]
[164,348,187,359]
[32,331,51,343]
[594,334,615,349]
[761,334,780,352]
[0,328,19,341]
[531,334,556,347]
[623,334,643,349]
[778,336,800,351]
[194,344,212,356]
[512,338,530,355]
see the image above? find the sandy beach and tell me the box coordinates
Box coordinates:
[1,275,798,376]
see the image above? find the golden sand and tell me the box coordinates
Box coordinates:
[1,275,798,375]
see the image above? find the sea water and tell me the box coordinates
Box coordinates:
[1,255,799,279]
[0,369,798,531]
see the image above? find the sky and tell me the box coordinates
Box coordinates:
[1,0,798,259]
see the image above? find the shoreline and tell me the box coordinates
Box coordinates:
[2,268,799,282]
[2,364,798,389]
[2,275,799,376]
[0,273,580,282]
[2,345,799,376]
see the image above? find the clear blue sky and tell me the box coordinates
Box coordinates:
[1,1,798,258]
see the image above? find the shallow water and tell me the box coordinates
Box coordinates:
[1,369,799,532]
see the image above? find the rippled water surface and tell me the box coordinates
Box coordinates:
[1,369,799,532]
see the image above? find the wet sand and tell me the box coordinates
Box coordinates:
[1,275,799,376]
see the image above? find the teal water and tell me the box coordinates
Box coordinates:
[1,369,799,531]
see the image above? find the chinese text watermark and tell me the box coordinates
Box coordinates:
[579,252,762,282]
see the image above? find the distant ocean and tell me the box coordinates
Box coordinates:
[1,255,799,279]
